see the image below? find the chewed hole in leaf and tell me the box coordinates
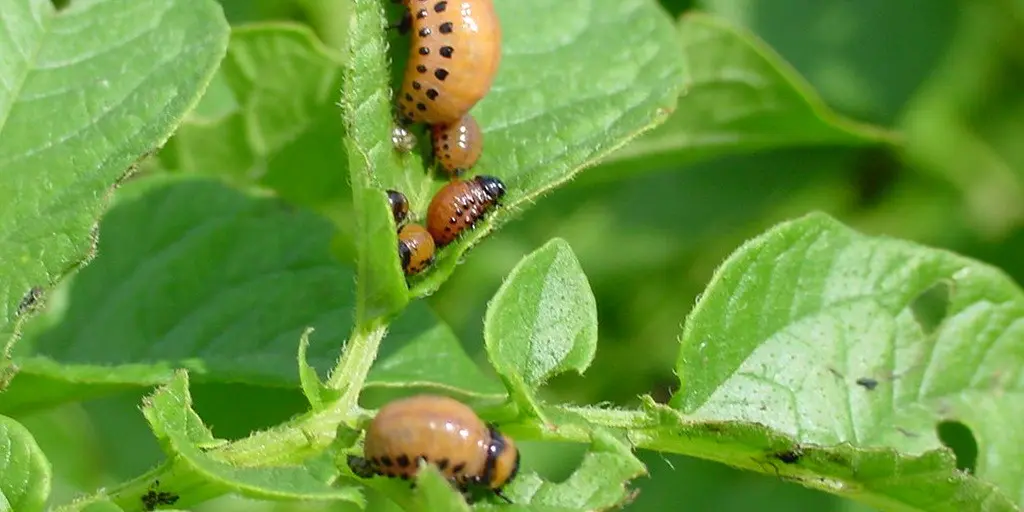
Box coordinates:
[936,420,978,474]
[519,440,587,483]
[910,281,950,335]
[651,375,680,404]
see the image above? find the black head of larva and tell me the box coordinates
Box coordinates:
[474,175,506,201]
[398,238,414,269]
[480,424,520,502]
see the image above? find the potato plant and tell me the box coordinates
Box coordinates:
[0,0,1022,511]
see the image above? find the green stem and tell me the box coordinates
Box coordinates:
[213,322,387,465]
[326,321,386,395]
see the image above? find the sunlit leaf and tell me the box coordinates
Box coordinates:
[0,0,228,348]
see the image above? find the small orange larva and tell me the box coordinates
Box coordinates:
[348,394,519,501]
[431,113,482,176]
[426,175,505,246]
[396,0,502,125]
[387,189,410,225]
[398,223,435,275]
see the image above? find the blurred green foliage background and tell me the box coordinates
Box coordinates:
[23,0,1024,510]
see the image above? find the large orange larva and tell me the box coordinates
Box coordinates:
[348,394,520,501]
[431,113,482,177]
[396,0,502,125]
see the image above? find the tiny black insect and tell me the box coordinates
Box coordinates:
[855,377,879,390]
[141,480,179,511]
[772,448,803,464]
[16,286,43,316]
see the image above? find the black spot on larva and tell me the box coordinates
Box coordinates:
[416,102,427,111]
[418,27,431,37]
[416,8,428,18]
[397,455,411,467]
[434,1,447,13]
[412,81,422,90]
[426,89,439,100]
[440,46,453,58]
[404,93,413,102]
[381,456,393,467]
[417,64,428,73]
[452,462,466,474]
[443,144,450,150]
[439,21,453,34]
[419,46,429,55]
[437,458,449,470]
[441,134,449,140]
[434,68,449,80]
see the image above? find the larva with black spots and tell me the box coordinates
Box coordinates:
[431,113,482,176]
[347,394,519,502]
[387,189,410,225]
[426,175,505,246]
[397,223,436,275]
[395,0,502,125]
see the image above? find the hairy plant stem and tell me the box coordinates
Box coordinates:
[214,321,387,465]
[68,323,387,512]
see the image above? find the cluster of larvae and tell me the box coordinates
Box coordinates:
[387,0,506,277]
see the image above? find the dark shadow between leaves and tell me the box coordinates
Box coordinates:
[849,146,902,207]
[936,420,978,474]
[910,281,951,335]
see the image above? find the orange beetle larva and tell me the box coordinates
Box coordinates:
[387,189,410,225]
[431,113,483,177]
[348,394,520,502]
[397,223,436,275]
[425,175,505,247]
[396,0,502,125]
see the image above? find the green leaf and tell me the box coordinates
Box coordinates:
[0,0,228,348]
[160,23,351,210]
[699,0,959,125]
[397,0,685,294]
[595,13,895,178]
[409,465,472,512]
[0,415,51,512]
[298,327,339,411]
[484,239,597,418]
[628,397,1017,512]
[673,212,1024,509]
[342,0,410,324]
[79,502,126,512]
[132,371,363,508]
[364,302,505,399]
[481,429,645,512]
[0,175,356,414]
